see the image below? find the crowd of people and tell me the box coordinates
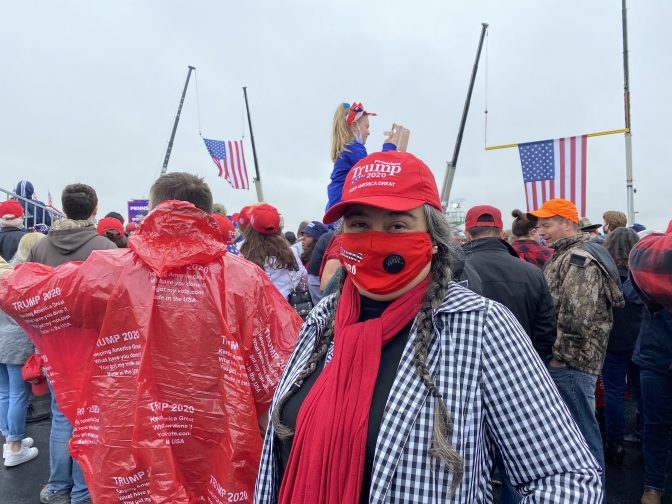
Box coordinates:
[0,100,669,504]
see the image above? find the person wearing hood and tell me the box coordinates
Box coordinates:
[23,184,115,504]
[14,180,52,230]
[0,200,26,262]
[28,184,117,266]
[0,173,302,503]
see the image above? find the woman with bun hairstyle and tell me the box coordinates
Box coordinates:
[325,102,397,211]
[510,209,553,268]
[240,204,307,299]
[256,151,602,503]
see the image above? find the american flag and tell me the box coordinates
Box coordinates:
[203,138,250,190]
[518,135,587,216]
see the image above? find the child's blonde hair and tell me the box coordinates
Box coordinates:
[330,103,355,162]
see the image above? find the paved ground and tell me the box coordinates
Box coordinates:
[2,394,670,503]
[1,393,51,504]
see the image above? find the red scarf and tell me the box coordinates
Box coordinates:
[278,274,430,504]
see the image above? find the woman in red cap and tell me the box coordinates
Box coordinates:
[256,151,603,503]
[96,216,126,248]
[240,204,307,300]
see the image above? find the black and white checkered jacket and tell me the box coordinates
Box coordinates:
[255,282,602,503]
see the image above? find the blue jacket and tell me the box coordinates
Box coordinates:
[325,141,396,212]
[633,308,672,375]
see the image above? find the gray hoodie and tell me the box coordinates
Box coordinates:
[27,219,116,267]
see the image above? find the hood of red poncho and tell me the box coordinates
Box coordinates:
[128,200,226,276]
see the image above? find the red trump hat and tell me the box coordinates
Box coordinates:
[250,204,280,235]
[211,214,236,245]
[96,217,125,236]
[323,151,442,225]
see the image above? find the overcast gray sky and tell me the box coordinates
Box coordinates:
[2,0,670,232]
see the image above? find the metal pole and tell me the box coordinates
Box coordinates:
[440,162,455,209]
[622,0,635,223]
[243,86,264,202]
[161,66,196,175]
[440,23,489,207]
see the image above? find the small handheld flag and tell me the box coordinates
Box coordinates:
[203,138,250,190]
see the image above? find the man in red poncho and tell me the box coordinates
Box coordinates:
[0,172,303,504]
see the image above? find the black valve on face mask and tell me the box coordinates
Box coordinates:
[383,254,405,274]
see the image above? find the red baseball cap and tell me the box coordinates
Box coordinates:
[211,214,236,245]
[0,199,24,219]
[250,203,280,235]
[465,205,503,230]
[125,221,139,233]
[96,217,125,236]
[323,151,442,224]
[234,205,255,228]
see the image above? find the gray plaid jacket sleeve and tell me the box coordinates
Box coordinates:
[254,284,602,503]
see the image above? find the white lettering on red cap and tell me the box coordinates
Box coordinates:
[351,161,402,179]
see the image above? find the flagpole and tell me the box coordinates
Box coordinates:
[484,128,629,151]
[622,0,635,224]
[242,86,264,202]
[161,66,196,176]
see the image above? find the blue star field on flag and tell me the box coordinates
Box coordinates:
[519,140,555,182]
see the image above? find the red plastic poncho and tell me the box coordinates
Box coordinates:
[0,201,303,504]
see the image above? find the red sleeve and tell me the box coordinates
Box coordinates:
[319,234,342,278]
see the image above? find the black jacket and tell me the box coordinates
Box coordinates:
[607,268,644,353]
[633,308,672,375]
[0,227,25,261]
[463,238,557,359]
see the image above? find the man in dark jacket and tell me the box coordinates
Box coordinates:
[463,205,557,504]
[30,184,115,504]
[0,200,26,261]
[463,205,556,360]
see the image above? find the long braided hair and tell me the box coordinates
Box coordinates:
[271,204,464,492]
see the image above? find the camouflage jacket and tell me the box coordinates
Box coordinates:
[544,233,625,375]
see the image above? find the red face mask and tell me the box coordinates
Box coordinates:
[339,231,434,295]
